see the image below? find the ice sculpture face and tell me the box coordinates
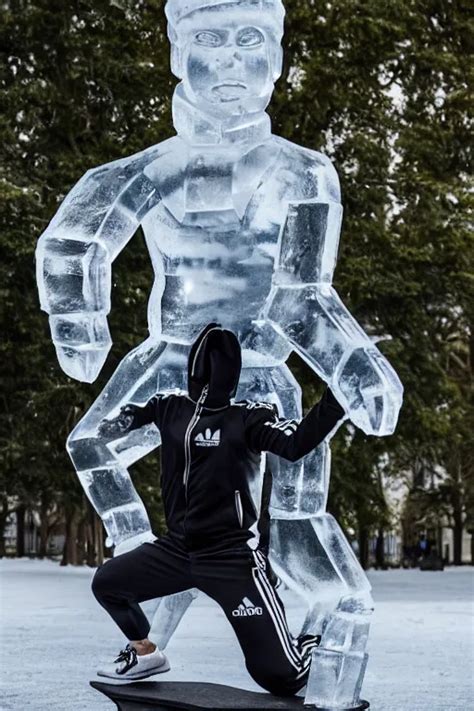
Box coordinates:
[166,1,285,115]
[184,19,273,115]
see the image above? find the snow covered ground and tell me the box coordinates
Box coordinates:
[1,559,473,710]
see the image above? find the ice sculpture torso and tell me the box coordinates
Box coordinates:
[86,88,339,356]
[146,149,332,346]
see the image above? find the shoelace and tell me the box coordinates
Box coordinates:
[114,643,138,670]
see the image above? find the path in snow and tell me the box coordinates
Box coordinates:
[1,559,473,710]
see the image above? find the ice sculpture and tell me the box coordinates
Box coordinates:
[36,0,403,707]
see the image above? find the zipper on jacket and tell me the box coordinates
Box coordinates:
[183,384,209,496]
[235,490,244,528]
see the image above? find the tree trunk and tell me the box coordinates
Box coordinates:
[453,519,463,565]
[86,506,104,567]
[450,461,464,566]
[39,520,48,558]
[0,523,5,557]
[77,517,87,565]
[96,515,104,565]
[0,498,10,558]
[375,528,385,569]
[16,506,25,557]
[358,526,370,570]
[61,512,79,566]
[38,497,49,559]
[86,516,94,568]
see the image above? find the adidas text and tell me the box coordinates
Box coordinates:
[232,598,263,617]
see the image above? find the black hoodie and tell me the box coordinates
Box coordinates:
[107,323,345,551]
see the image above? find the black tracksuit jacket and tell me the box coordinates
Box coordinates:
[106,324,346,551]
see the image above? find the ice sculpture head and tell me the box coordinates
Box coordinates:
[165,0,285,115]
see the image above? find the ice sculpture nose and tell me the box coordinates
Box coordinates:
[217,49,242,68]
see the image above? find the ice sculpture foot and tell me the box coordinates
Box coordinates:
[305,648,369,709]
[304,593,373,709]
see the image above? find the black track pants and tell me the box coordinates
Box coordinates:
[92,537,318,696]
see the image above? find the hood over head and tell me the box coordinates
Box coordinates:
[188,323,242,408]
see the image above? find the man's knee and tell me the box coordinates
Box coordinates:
[252,673,305,697]
[91,560,123,604]
[246,662,306,697]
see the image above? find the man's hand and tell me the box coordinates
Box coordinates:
[335,347,403,435]
[98,406,137,441]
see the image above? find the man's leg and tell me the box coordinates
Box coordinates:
[194,547,319,696]
[92,537,192,645]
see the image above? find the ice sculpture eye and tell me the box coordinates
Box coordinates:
[237,27,265,48]
[194,30,225,48]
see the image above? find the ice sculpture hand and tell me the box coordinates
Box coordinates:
[336,347,403,436]
[113,531,157,557]
[49,312,112,383]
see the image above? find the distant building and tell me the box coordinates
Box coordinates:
[4,510,64,557]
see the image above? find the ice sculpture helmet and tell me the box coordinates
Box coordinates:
[165,0,285,82]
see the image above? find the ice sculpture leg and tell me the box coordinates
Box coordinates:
[68,338,200,645]
[305,595,371,709]
[269,518,373,708]
[148,588,199,650]
[238,362,372,708]
[67,338,188,545]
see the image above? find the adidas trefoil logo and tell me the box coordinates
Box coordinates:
[195,428,220,447]
[232,597,263,617]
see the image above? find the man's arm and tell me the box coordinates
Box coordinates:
[246,388,346,462]
[36,148,160,382]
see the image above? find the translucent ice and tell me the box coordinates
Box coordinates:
[149,589,200,650]
[305,648,369,708]
[36,0,402,705]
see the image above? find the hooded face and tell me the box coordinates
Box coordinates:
[188,323,242,408]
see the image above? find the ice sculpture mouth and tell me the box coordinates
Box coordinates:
[212,82,247,101]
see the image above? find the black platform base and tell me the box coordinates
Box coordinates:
[90,681,370,711]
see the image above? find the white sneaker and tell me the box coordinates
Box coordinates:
[97,643,170,680]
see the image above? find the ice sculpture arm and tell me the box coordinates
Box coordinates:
[98,396,163,440]
[36,161,158,382]
[264,157,403,435]
[246,388,345,462]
